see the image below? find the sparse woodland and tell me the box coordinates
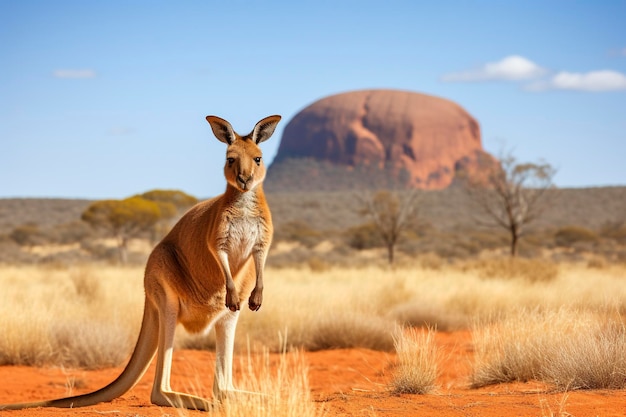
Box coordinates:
[1,186,625,267]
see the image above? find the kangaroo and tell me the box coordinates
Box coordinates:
[0,114,281,411]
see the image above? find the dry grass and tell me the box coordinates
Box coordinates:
[458,257,560,283]
[218,349,324,417]
[0,265,142,368]
[1,261,626,376]
[471,308,626,390]
[391,327,439,394]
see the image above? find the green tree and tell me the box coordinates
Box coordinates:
[140,189,198,211]
[81,196,161,263]
[463,150,556,257]
[139,189,199,240]
[360,190,419,265]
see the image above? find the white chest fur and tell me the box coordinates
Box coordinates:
[221,192,265,267]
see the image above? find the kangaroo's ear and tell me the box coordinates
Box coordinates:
[206,116,236,144]
[251,115,282,144]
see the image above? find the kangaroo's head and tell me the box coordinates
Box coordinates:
[206,115,281,193]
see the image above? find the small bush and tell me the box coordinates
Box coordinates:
[307,312,395,352]
[388,302,467,331]
[391,327,439,394]
[540,320,626,390]
[470,310,626,390]
[554,226,599,247]
[274,220,324,248]
[10,224,48,247]
[345,222,383,250]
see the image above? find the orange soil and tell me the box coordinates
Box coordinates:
[0,331,624,417]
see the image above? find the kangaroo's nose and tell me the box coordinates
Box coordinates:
[237,175,251,189]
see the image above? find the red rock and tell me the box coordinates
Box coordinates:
[270,89,493,190]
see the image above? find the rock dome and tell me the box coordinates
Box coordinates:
[267,89,493,191]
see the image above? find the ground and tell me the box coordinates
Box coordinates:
[0,331,624,417]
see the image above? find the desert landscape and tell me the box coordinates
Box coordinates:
[1,260,625,416]
[4,1,626,415]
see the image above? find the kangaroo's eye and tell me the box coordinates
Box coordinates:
[227,157,235,165]
[254,157,262,165]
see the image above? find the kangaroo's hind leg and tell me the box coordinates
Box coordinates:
[149,278,212,411]
[212,309,240,400]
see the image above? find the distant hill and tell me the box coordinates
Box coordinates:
[0,198,91,234]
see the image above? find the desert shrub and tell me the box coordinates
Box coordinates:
[344,222,383,250]
[388,302,467,331]
[391,327,439,394]
[9,224,48,247]
[471,309,626,390]
[274,220,324,248]
[306,312,395,351]
[540,320,626,390]
[554,226,599,247]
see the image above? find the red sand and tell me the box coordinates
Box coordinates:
[0,331,624,416]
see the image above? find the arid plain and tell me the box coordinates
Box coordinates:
[1,189,626,416]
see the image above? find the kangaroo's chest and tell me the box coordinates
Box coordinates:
[225,215,263,260]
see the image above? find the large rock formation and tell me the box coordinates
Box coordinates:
[267,89,493,191]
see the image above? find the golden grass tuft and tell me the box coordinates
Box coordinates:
[470,308,626,390]
[220,348,324,417]
[391,327,439,394]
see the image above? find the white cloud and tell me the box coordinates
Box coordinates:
[441,55,546,82]
[53,69,97,79]
[526,70,626,92]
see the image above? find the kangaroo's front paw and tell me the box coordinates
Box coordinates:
[248,287,263,311]
[225,287,240,311]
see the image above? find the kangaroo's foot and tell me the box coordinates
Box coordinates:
[151,390,213,411]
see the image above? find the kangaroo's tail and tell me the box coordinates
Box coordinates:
[0,299,159,410]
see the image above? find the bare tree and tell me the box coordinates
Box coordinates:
[463,151,556,257]
[360,190,419,265]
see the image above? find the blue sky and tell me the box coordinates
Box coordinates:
[1,0,625,199]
